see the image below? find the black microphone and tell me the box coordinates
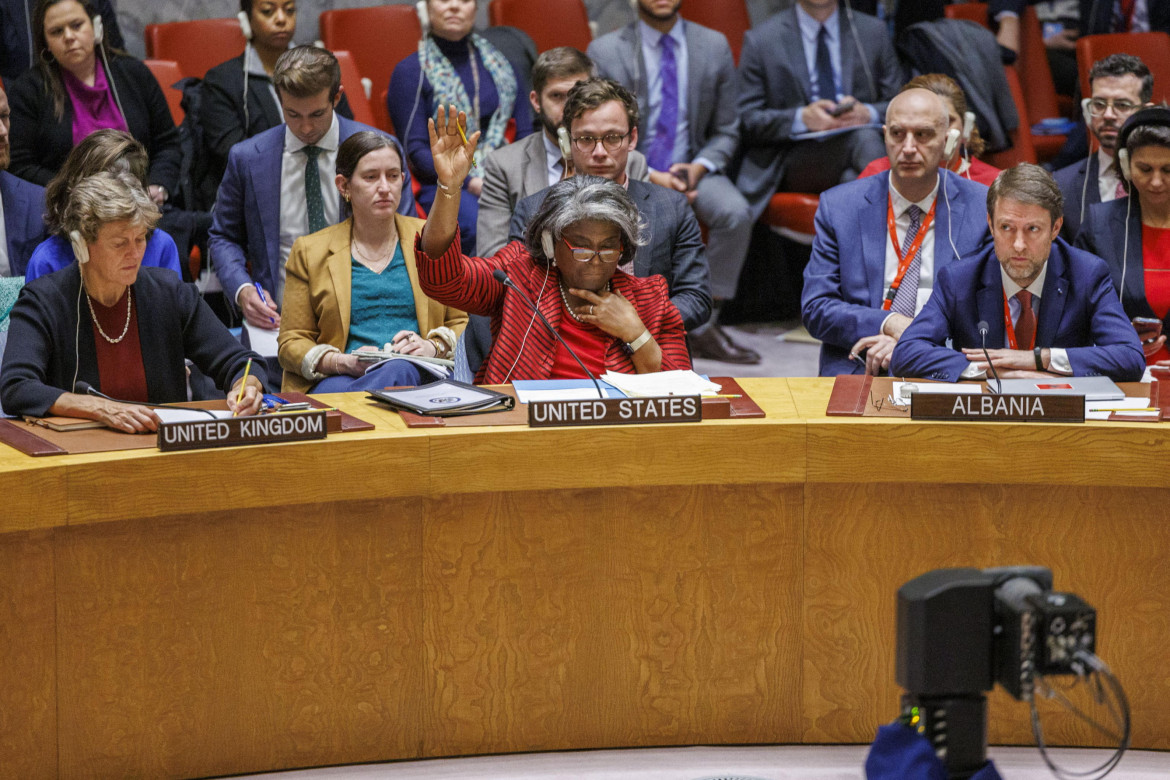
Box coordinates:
[76,381,221,418]
[977,320,1002,394]
[491,269,607,400]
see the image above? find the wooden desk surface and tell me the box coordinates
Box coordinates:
[1,379,1167,778]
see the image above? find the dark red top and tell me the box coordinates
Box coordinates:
[1142,224,1170,363]
[550,304,609,379]
[90,289,148,402]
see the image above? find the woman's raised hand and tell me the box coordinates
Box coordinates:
[427,105,481,189]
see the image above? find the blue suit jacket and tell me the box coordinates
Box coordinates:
[890,239,1144,382]
[1075,197,1162,328]
[801,170,991,376]
[1,171,46,278]
[207,116,415,308]
[508,178,712,331]
[1053,154,1101,243]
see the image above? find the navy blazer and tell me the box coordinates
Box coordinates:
[801,170,992,376]
[890,239,1144,382]
[1,171,46,278]
[507,178,713,331]
[1053,154,1102,243]
[0,265,268,417]
[735,7,903,217]
[207,116,415,308]
[1075,197,1163,329]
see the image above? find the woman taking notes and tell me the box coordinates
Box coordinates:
[1,173,265,431]
[278,131,466,393]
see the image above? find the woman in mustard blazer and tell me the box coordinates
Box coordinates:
[278,131,466,392]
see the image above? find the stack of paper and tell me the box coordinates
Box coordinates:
[601,370,721,397]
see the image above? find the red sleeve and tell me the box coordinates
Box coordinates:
[414,234,535,317]
[628,275,692,371]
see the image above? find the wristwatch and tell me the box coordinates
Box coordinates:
[1034,347,1044,371]
[626,329,652,353]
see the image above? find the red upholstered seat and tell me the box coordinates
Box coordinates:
[319,5,422,101]
[679,0,751,65]
[487,0,591,54]
[332,50,376,129]
[1076,32,1170,104]
[762,193,820,239]
[143,59,185,126]
[144,18,246,80]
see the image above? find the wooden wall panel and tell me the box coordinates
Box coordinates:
[802,483,1170,749]
[55,498,425,779]
[422,484,804,757]
[0,529,57,779]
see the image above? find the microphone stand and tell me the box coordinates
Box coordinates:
[976,321,1002,394]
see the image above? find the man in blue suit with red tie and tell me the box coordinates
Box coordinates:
[801,88,991,376]
[208,47,414,331]
[891,163,1144,382]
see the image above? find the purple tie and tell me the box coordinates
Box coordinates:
[890,205,923,317]
[647,34,678,172]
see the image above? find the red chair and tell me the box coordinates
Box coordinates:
[333,51,376,129]
[319,6,422,95]
[488,0,591,54]
[761,193,820,244]
[983,66,1037,168]
[944,3,1065,162]
[143,59,186,126]
[679,0,751,65]
[1076,32,1170,104]
[375,87,395,137]
[143,18,246,80]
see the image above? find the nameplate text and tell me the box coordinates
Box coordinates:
[157,411,328,452]
[911,393,1084,423]
[528,396,702,428]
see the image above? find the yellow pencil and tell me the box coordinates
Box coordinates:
[456,120,469,146]
[233,358,252,417]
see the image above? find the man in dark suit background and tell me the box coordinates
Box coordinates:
[735,0,903,217]
[1052,54,1152,241]
[588,0,755,363]
[0,84,45,278]
[208,46,413,331]
[509,77,711,331]
[801,88,992,376]
[891,163,1144,382]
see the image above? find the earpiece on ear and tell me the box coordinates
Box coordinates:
[943,127,961,159]
[1081,98,1094,128]
[962,111,975,143]
[541,231,555,261]
[92,15,104,46]
[237,11,254,41]
[70,230,90,265]
[416,1,430,36]
[1118,148,1131,181]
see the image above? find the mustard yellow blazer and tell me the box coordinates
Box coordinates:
[277,214,467,393]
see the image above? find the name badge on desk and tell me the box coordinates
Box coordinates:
[911,394,1085,423]
[158,411,329,451]
[527,396,702,428]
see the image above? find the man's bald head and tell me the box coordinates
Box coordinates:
[884,88,950,198]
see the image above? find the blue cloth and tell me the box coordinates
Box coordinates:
[1053,153,1102,243]
[801,170,993,376]
[343,244,420,352]
[1075,197,1164,326]
[890,238,1146,381]
[1,171,47,278]
[311,360,422,393]
[865,723,1003,780]
[24,230,183,283]
[387,34,534,255]
[207,116,415,312]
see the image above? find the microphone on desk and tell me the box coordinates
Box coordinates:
[491,269,606,401]
[74,381,221,418]
[977,320,1002,394]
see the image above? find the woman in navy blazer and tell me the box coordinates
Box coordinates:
[1075,108,1170,363]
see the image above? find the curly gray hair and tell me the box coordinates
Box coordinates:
[62,171,161,243]
[523,175,646,266]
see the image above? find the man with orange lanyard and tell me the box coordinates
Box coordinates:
[802,88,992,376]
[891,163,1145,382]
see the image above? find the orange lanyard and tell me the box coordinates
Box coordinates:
[1003,293,1035,350]
[882,196,938,311]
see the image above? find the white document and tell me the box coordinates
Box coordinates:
[154,409,235,424]
[514,387,606,403]
[892,382,982,405]
[244,322,280,357]
[601,370,721,398]
[1085,397,1159,421]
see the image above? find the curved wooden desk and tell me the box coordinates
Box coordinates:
[0,378,1165,778]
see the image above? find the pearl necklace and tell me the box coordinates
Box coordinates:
[559,281,609,323]
[86,288,133,344]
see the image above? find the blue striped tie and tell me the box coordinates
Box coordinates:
[890,205,923,317]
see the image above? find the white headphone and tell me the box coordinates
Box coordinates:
[943,127,961,160]
[416,1,430,36]
[541,230,555,260]
[92,14,104,45]
[70,231,90,264]
[237,10,254,41]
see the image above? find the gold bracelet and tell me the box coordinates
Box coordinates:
[437,181,457,200]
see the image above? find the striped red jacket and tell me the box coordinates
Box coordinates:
[416,236,691,384]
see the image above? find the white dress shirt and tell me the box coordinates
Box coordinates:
[542,132,566,188]
[276,113,340,303]
[882,178,939,327]
[1097,149,1125,204]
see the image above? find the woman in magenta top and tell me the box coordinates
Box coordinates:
[1076,107,1170,363]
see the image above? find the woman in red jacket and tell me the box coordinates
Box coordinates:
[415,107,690,384]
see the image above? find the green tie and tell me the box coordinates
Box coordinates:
[303,145,327,233]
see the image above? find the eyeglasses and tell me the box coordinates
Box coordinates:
[570,131,631,152]
[1083,97,1142,117]
[561,237,623,263]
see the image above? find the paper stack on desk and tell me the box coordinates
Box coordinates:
[601,370,721,397]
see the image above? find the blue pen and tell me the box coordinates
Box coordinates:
[254,282,275,324]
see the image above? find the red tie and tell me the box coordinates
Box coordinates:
[1015,290,1036,350]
